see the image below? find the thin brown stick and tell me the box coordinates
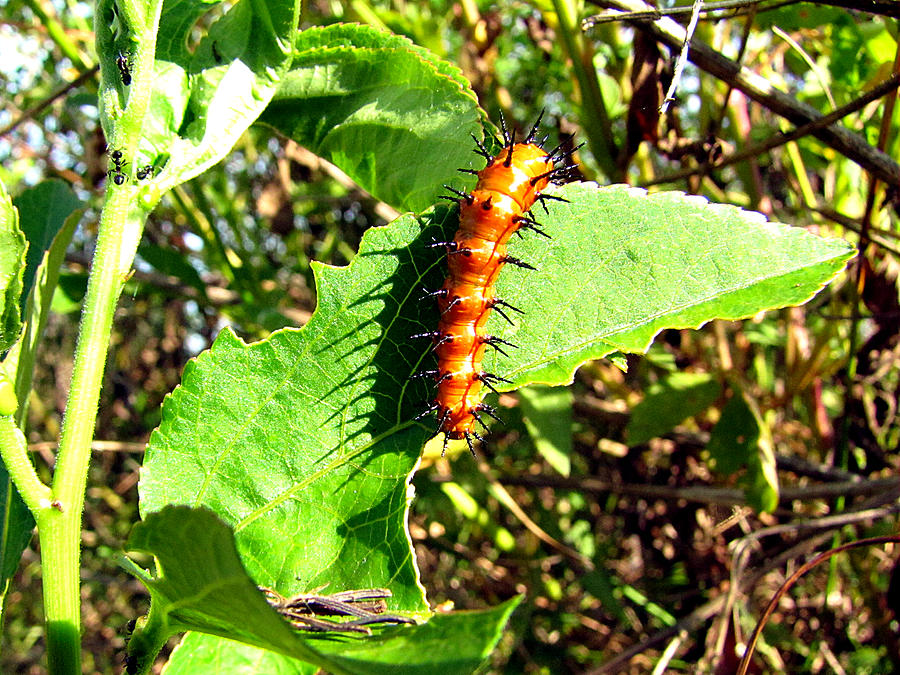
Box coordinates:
[478,460,595,571]
[0,66,99,138]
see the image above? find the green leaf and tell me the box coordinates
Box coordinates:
[126,506,519,674]
[0,179,26,354]
[0,181,78,612]
[16,208,81,402]
[164,600,521,675]
[626,372,722,446]
[311,595,520,674]
[162,633,318,674]
[518,385,573,476]
[259,23,483,212]
[484,184,855,390]
[707,390,779,512]
[138,180,850,666]
[0,208,79,604]
[11,180,81,321]
[124,506,329,673]
[139,208,444,588]
[110,0,303,199]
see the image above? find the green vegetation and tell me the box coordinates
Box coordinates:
[0,0,896,673]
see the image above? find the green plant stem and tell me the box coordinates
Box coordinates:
[0,416,51,512]
[38,186,144,674]
[550,0,620,179]
[31,0,164,666]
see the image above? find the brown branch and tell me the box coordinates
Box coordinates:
[0,66,99,138]
[644,72,900,187]
[497,473,900,506]
[592,0,900,187]
[737,535,900,675]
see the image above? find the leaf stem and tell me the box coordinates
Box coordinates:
[0,415,51,513]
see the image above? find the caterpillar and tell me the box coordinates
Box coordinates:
[416,114,578,455]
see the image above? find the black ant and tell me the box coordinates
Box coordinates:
[116,52,131,86]
[108,148,128,185]
[135,165,154,180]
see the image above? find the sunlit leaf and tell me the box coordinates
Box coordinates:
[260,23,483,212]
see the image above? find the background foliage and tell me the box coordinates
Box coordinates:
[1,0,898,672]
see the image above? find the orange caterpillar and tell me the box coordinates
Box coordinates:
[417,115,578,454]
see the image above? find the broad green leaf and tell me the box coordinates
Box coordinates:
[139,211,440,666]
[626,372,722,446]
[0,179,26,615]
[706,390,779,512]
[11,180,80,319]
[101,0,302,202]
[139,209,443,593]
[310,595,520,674]
[0,180,30,608]
[518,385,573,476]
[164,601,521,675]
[0,179,25,354]
[164,633,317,674]
[15,208,80,417]
[126,506,519,674]
[124,506,332,673]
[259,23,483,212]
[482,184,855,389]
[138,181,850,666]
